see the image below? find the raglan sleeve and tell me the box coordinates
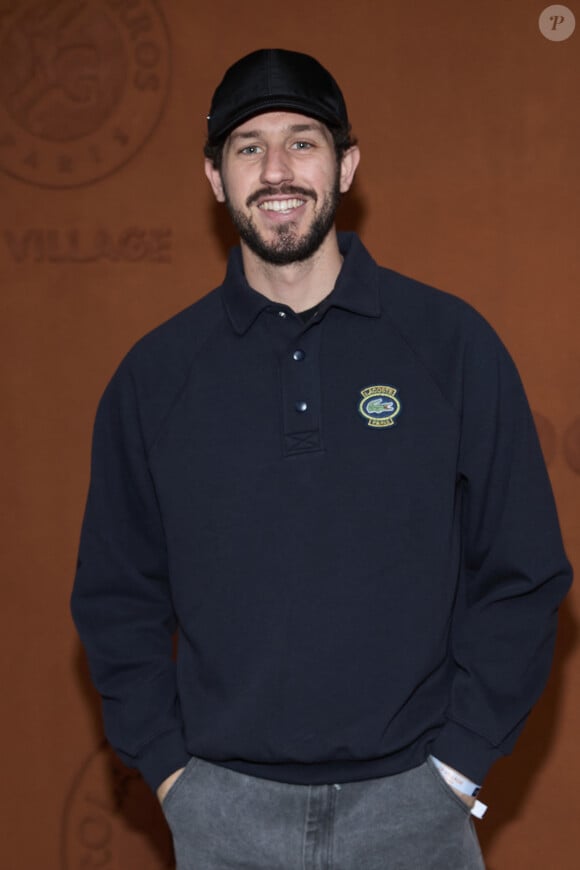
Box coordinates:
[71,357,191,792]
[430,316,572,784]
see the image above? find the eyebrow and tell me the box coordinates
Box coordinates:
[229,122,324,142]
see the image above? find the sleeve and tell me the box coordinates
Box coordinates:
[71,360,191,792]
[431,318,572,784]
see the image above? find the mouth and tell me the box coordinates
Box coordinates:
[258,197,306,215]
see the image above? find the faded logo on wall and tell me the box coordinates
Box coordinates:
[0,0,171,187]
[4,226,173,262]
[533,411,580,476]
[62,742,174,869]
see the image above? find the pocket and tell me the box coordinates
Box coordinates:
[424,757,473,817]
[161,756,199,814]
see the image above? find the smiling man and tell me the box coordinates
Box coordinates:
[211,113,352,269]
[71,49,572,869]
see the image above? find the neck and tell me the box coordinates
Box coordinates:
[240,229,343,312]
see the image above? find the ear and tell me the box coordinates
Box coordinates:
[204,158,226,202]
[339,145,361,194]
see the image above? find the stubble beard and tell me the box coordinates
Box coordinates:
[223,172,341,266]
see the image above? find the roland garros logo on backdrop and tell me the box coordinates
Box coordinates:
[62,742,174,869]
[0,0,171,188]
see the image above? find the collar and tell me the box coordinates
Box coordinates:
[221,232,382,335]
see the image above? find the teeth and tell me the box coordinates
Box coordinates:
[259,198,304,212]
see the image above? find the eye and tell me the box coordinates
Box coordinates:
[239,144,262,155]
[291,140,313,150]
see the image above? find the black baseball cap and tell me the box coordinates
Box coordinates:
[206,49,349,146]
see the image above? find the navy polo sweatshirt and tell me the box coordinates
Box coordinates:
[72,233,571,792]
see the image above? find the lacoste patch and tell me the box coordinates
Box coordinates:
[358,385,401,428]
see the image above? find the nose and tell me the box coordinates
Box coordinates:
[259,145,293,186]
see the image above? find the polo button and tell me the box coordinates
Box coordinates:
[292,349,305,361]
[295,401,308,412]
[278,311,287,318]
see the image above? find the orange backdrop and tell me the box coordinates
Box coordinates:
[1,2,578,868]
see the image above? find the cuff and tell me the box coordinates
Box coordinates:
[135,729,192,792]
[431,720,503,784]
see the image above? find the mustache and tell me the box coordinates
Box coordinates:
[246,185,317,208]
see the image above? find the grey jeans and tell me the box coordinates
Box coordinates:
[162,756,485,870]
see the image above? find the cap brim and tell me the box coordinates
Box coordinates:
[208,97,342,145]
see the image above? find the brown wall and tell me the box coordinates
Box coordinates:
[2,1,578,867]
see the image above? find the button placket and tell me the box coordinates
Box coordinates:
[280,323,322,456]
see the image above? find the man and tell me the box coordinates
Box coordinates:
[72,49,572,869]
